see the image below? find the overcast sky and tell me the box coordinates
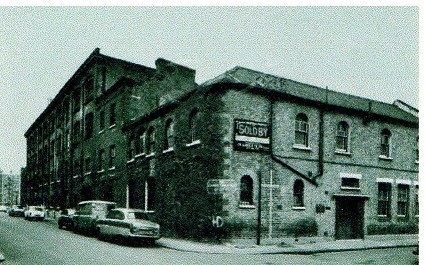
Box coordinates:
[0,6,419,175]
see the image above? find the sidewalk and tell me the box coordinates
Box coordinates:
[43,214,418,255]
[156,234,418,254]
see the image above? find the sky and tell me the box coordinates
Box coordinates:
[0,5,420,175]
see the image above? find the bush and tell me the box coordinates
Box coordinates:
[367,222,418,235]
[282,217,318,238]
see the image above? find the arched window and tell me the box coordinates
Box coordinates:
[380,129,391,157]
[189,108,201,143]
[146,127,155,155]
[293,179,304,207]
[240,175,253,205]
[336,121,349,152]
[136,128,145,155]
[164,119,174,150]
[294,113,309,147]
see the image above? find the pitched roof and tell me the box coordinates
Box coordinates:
[201,66,418,125]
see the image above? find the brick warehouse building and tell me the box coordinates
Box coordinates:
[25,49,418,241]
[23,48,196,209]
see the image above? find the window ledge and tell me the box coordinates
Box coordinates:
[239,204,256,209]
[84,172,92,176]
[97,170,105,173]
[415,160,419,164]
[379,155,393,161]
[186,140,201,147]
[98,130,104,134]
[108,167,116,171]
[163,147,174,154]
[335,150,351,156]
[397,215,407,218]
[109,124,116,129]
[292,206,306,211]
[135,153,145,158]
[292,144,312,151]
[72,175,79,179]
[377,215,390,218]
[146,153,155,158]
[340,187,361,191]
[127,159,135,164]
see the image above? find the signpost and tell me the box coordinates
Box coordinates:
[234,119,271,152]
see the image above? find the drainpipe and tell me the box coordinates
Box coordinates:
[256,168,262,245]
[313,87,327,181]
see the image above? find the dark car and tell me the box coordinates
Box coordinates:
[58,209,75,230]
[8,205,25,217]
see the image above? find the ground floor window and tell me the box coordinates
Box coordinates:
[397,184,409,217]
[293,179,304,207]
[240,175,253,205]
[377,182,391,217]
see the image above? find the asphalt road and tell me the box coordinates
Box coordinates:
[0,212,418,265]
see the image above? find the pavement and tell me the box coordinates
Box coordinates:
[43,212,418,255]
[156,234,418,254]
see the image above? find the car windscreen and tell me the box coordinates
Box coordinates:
[127,212,153,221]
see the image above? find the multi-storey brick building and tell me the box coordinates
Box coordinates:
[25,50,418,241]
[124,66,418,240]
[23,48,196,209]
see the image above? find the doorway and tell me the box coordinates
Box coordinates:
[335,196,365,240]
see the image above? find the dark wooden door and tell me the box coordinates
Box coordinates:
[335,197,364,240]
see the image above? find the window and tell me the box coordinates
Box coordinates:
[189,109,201,143]
[109,103,116,126]
[72,120,81,143]
[137,130,145,155]
[240,175,253,205]
[293,179,304,207]
[341,178,360,189]
[99,110,105,131]
[164,119,174,151]
[146,127,155,155]
[415,185,419,216]
[72,90,80,113]
[98,149,105,171]
[377,182,391,217]
[416,136,419,162]
[294,113,309,147]
[109,145,116,168]
[336,121,349,152]
[84,157,91,174]
[83,77,94,104]
[380,129,391,158]
[128,136,135,160]
[397,184,409,217]
[84,113,94,139]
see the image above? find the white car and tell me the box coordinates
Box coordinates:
[0,205,7,212]
[96,208,160,244]
[24,206,45,221]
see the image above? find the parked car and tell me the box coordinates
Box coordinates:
[73,200,116,235]
[96,208,160,244]
[8,205,24,217]
[0,205,8,212]
[24,206,45,221]
[58,209,75,230]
